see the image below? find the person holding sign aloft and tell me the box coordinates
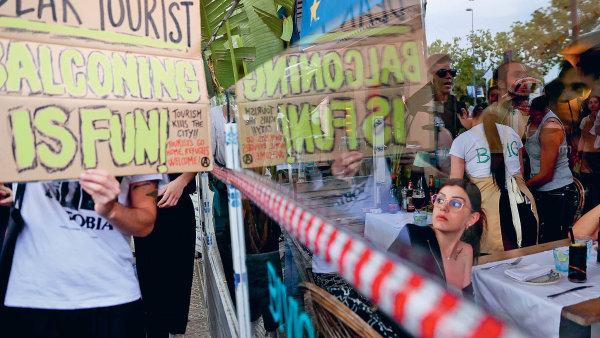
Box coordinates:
[134,172,197,338]
[1,170,161,338]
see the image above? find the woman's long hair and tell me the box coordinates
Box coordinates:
[482,104,508,190]
[438,179,486,259]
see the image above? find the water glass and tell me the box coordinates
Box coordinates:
[553,246,569,272]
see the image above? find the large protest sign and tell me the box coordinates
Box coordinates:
[0,0,211,182]
[236,0,432,168]
[0,0,201,57]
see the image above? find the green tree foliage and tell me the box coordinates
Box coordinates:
[429,0,600,101]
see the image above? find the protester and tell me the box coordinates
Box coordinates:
[578,96,600,211]
[407,54,466,138]
[487,86,499,104]
[134,172,196,338]
[525,96,577,243]
[494,61,529,103]
[1,170,161,338]
[389,179,483,292]
[449,103,538,253]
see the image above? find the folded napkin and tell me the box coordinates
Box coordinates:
[504,264,551,282]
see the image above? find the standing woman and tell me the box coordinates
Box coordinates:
[450,103,538,254]
[525,96,577,243]
[134,173,197,337]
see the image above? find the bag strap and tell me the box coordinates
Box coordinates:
[0,183,26,306]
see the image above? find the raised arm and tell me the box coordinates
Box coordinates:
[79,169,158,237]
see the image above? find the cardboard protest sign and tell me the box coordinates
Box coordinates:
[0,0,201,58]
[0,38,207,103]
[236,0,431,168]
[0,0,211,182]
[0,96,212,182]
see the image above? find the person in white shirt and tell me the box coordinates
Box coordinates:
[450,103,538,254]
[1,170,161,338]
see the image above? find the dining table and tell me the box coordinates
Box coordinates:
[473,239,600,338]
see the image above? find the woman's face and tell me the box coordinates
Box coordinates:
[432,185,479,234]
[588,97,600,113]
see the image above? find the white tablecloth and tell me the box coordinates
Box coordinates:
[472,249,600,338]
[364,212,432,250]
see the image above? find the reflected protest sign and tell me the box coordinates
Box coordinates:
[0,0,211,182]
[236,0,432,168]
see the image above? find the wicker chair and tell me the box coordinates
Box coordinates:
[299,282,383,338]
[286,234,382,338]
[572,177,585,224]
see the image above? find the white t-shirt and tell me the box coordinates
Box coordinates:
[6,174,162,309]
[449,123,523,178]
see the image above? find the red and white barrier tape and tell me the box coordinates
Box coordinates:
[212,167,525,338]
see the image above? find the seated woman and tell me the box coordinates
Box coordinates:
[449,103,538,254]
[572,204,600,240]
[525,96,577,243]
[389,179,483,292]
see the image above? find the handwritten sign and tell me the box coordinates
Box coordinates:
[236,0,430,168]
[0,0,201,57]
[0,0,211,182]
[0,96,211,181]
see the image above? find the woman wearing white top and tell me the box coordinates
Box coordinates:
[449,103,538,254]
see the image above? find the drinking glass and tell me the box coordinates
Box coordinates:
[553,246,568,272]
[569,239,587,283]
[574,235,592,260]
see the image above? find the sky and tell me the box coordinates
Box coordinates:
[424,0,551,45]
[424,0,559,81]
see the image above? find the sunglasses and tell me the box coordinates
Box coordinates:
[432,194,468,210]
[435,69,457,77]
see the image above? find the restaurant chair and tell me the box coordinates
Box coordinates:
[299,282,383,338]
[572,177,585,224]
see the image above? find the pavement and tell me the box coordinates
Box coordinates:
[183,258,211,337]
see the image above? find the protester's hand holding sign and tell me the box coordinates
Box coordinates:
[80,169,157,237]
[0,185,12,206]
[332,152,364,178]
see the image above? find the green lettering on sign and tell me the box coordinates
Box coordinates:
[363,96,391,146]
[402,42,422,83]
[88,52,113,97]
[7,42,42,93]
[151,58,178,100]
[113,53,141,98]
[176,61,200,101]
[244,65,265,100]
[322,52,343,90]
[80,108,111,168]
[265,57,288,97]
[300,53,324,92]
[110,112,135,166]
[392,98,406,144]
[10,110,36,171]
[39,46,64,95]
[60,49,86,96]
[35,106,76,171]
[344,50,363,89]
[135,109,160,165]
[381,45,403,84]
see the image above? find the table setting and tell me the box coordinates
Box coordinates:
[472,244,600,338]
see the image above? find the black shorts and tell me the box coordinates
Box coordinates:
[0,299,145,338]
